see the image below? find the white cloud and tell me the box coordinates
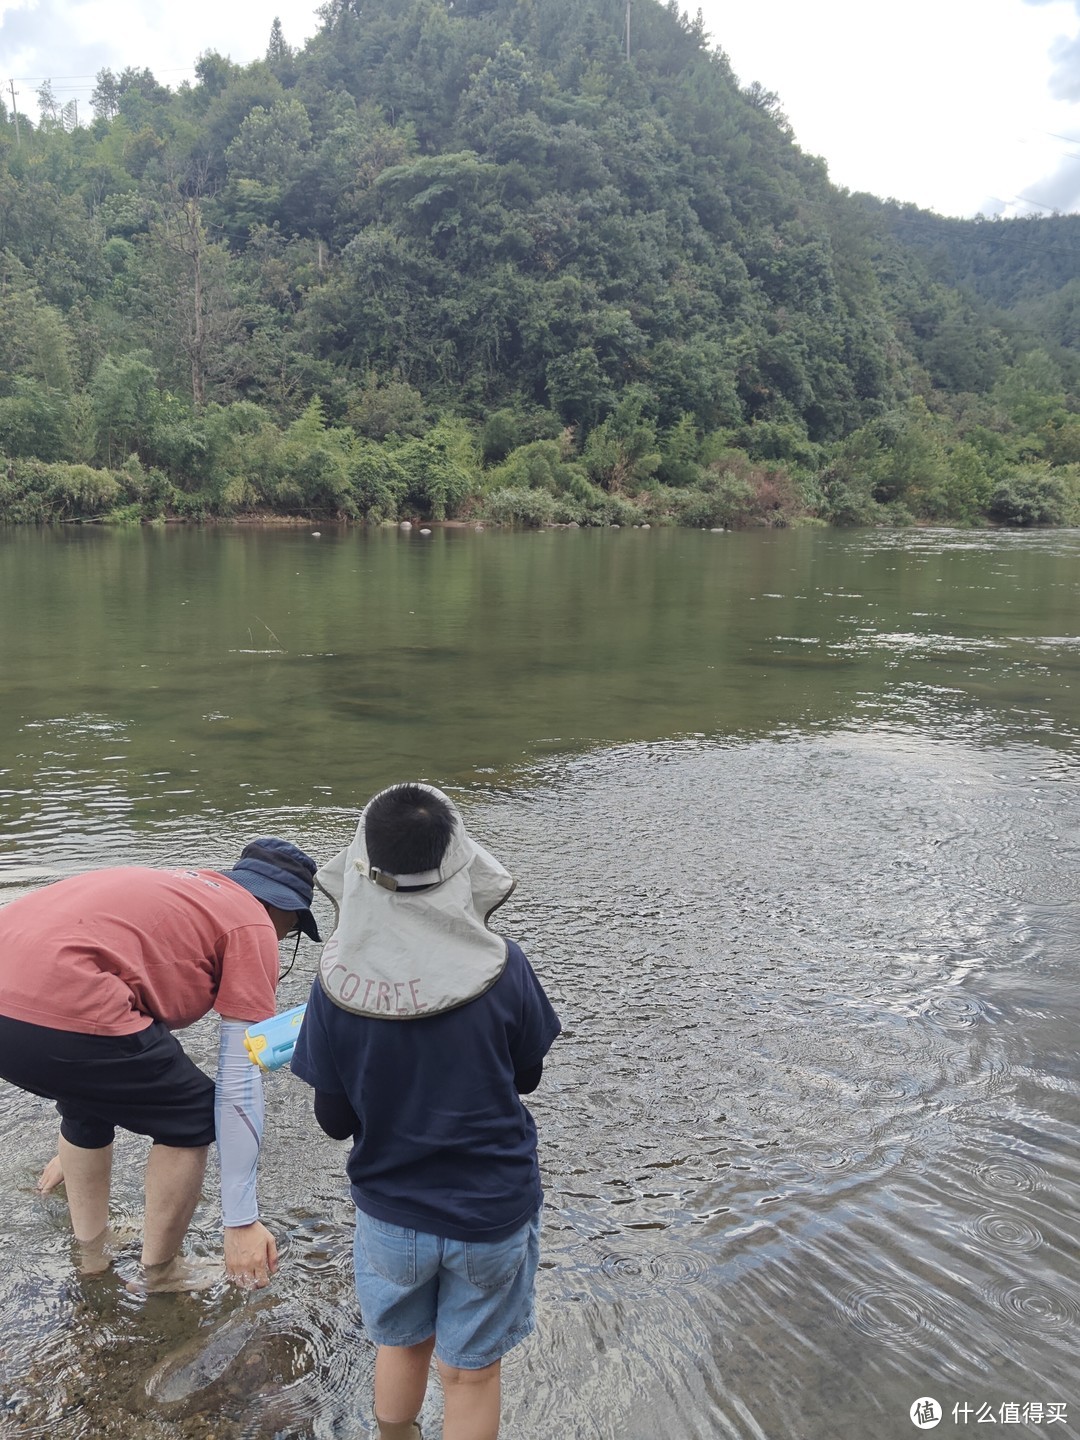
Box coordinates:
[699,0,1080,215]
[1048,30,1080,99]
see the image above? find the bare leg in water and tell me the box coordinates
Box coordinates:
[374,1337,435,1439]
[371,1341,503,1440]
[39,1139,218,1291]
[50,1136,114,1274]
[139,1141,218,1291]
[438,1358,502,1440]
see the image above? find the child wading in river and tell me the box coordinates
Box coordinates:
[291,783,561,1440]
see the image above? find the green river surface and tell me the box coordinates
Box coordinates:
[0,523,1078,1439]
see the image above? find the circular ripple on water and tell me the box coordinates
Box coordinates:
[795,1143,858,1176]
[920,992,990,1029]
[284,1217,353,1280]
[598,1247,711,1297]
[225,1296,368,1436]
[987,1282,1080,1336]
[864,1074,922,1102]
[972,1157,1045,1196]
[969,1212,1043,1254]
[834,1284,947,1345]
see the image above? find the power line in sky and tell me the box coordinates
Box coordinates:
[11,67,195,82]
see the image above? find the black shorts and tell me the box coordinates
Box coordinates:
[0,1014,216,1149]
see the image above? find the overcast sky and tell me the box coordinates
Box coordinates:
[2,0,1079,218]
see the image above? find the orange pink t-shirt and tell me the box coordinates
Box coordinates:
[0,867,281,1035]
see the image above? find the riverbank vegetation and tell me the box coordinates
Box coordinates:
[2,0,1079,527]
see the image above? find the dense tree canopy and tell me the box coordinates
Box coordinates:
[1,0,1078,527]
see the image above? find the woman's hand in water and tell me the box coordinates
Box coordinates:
[224,1220,279,1289]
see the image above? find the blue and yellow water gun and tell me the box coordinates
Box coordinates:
[244,1003,307,1070]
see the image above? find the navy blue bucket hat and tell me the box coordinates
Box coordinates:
[221,838,323,942]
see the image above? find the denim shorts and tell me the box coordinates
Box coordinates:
[352,1207,541,1369]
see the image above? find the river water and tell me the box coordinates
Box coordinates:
[0,524,1077,1439]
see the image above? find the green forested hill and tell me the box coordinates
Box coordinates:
[2,0,1078,527]
[872,201,1080,365]
[874,203,1080,308]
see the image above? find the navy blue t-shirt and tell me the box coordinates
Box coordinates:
[291,939,561,1242]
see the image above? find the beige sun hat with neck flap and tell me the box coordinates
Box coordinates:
[315,784,515,1018]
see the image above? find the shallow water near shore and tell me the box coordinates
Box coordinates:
[1,524,1078,1439]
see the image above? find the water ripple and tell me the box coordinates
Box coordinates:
[833,1284,950,1346]
[987,1282,1080,1336]
[597,1246,712,1297]
[971,1157,1046,1196]
[919,992,993,1029]
[794,1144,858,1176]
[969,1212,1043,1254]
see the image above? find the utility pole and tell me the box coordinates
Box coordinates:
[8,79,20,145]
[625,0,631,61]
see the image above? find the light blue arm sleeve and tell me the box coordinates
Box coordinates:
[215,1020,265,1227]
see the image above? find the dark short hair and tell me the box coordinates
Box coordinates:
[365,784,456,875]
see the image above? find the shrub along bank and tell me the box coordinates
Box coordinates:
[5,386,1079,529]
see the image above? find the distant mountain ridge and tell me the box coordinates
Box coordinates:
[871,203,1080,310]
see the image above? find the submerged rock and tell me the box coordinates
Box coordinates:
[143,1306,312,1420]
